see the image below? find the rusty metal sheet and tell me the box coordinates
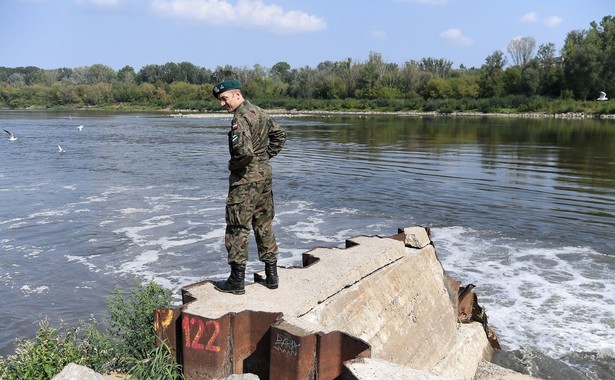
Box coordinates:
[317,331,371,380]
[181,312,232,380]
[302,252,320,268]
[231,310,283,378]
[387,231,406,243]
[154,307,181,361]
[269,324,317,380]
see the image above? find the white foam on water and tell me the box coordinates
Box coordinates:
[9,221,27,229]
[118,250,159,273]
[115,248,205,294]
[85,194,108,203]
[329,207,361,215]
[151,235,203,251]
[28,209,69,219]
[20,284,49,295]
[201,226,225,241]
[283,215,328,242]
[118,207,152,215]
[85,185,154,204]
[277,249,307,267]
[66,255,101,273]
[113,217,175,246]
[26,247,44,257]
[432,226,615,359]
[276,200,314,215]
[0,217,22,227]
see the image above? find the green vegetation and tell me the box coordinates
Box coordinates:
[0,280,183,380]
[1,15,614,115]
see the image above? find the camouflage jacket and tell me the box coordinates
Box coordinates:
[228,100,286,186]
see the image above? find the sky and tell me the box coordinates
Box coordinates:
[1,0,612,72]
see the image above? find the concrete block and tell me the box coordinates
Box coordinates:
[402,226,432,248]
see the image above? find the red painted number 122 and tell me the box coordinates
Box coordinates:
[182,315,221,352]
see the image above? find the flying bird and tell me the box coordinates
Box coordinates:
[3,129,18,141]
[58,145,65,153]
[597,91,608,101]
[77,125,84,131]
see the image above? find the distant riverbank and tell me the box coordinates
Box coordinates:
[168,109,615,120]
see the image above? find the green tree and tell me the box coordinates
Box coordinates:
[51,82,80,106]
[271,61,292,84]
[561,16,615,100]
[138,64,164,84]
[399,60,427,96]
[117,65,137,84]
[502,66,521,95]
[86,64,116,84]
[519,62,540,96]
[479,50,507,97]
[7,73,26,86]
[112,82,139,103]
[355,52,388,99]
[289,66,316,99]
[422,77,449,99]
[418,57,453,78]
[19,66,43,85]
[161,62,181,83]
[448,74,480,99]
[535,43,563,97]
[591,16,615,97]
[178,61,210,84]
[212,65,237,83]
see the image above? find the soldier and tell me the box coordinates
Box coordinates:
[212,80,286,295]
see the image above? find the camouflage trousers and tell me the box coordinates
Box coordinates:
[225,179,278,265]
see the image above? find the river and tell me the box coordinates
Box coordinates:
[1,110,613,379]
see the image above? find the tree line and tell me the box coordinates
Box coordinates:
[1,15,614,114]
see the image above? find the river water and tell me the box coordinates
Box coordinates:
[1,111,614,379]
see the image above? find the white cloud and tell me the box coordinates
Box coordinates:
[521,11,562,28]
[521,11,539,23]
[371,30,387,40]
[544,15,563,28]
[439,28,472,46]
[150,0,327,34]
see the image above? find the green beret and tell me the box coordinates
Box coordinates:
[212,80,241,98]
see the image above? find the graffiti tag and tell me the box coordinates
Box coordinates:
[273,332,300,357]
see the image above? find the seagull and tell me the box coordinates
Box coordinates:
[58,145,65,153]
[77,125,84,131]
[3,129,18,141]
[597,91,608,101]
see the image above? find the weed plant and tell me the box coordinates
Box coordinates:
[0,279,183,380]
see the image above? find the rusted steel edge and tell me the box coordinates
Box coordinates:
[154,306,371,380]
[269,323,371,380]
[157,274,372,379]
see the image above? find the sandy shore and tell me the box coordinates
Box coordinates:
[168,109,615,120]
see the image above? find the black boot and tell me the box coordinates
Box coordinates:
[214,263,246,295]
[265,261,278,289]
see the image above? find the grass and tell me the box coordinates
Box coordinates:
[0,279,183,380]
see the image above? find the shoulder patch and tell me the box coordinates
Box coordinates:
[231,124,239,130]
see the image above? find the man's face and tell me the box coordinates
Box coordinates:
[218,90,242,112]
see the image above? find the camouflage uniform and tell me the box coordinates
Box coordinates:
[225,100,286,266]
